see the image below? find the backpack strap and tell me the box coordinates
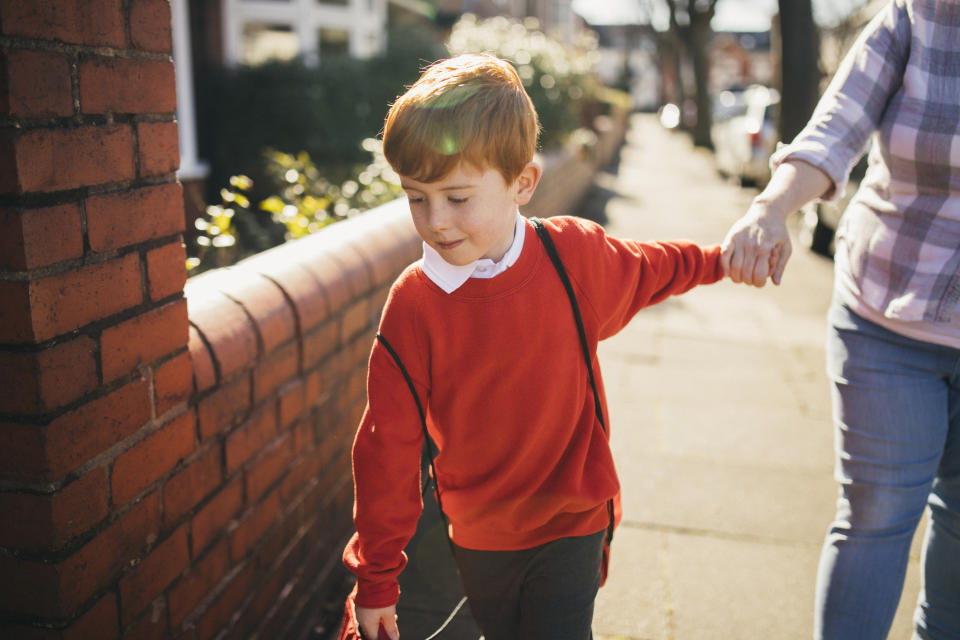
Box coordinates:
[530,217,615,547]
[375,333,445,515]
[529,217,606,431]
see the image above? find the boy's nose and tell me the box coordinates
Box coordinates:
[425,204,452,232]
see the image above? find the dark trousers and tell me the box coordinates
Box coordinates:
[451,530,605,640]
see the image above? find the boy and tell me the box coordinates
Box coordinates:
[342,53,725,640]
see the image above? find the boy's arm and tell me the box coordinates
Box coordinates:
[342,340,428,611]
[550,217,723,339]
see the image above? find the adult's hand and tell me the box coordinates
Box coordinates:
[721,200,792,287]
[356,603,399,640]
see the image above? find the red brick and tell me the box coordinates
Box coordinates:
[218,270,297,355]
[79,57,175,115]
[1,250,142,345]
[100,298,188,382]
[168,539,229,628]
[230,489,280,561]
[191,480,242,556]
[0,0,126,46]
[0,336,96,414]
[163,444,221,527]
[250,257,329,331]
[147,241,187,302]
[112,410,196,506]
[224,405,276,474]
[305,254,352,311]
[0,593,122,640]
[155,351,192,416]
[119,526,189,626]
[0,492,160,618]
[67,592,120,640]
[252,341,298,403]
[0,204,84,271]
[195,562,254,640]
[340,298,372,344]
[6,49,73,118]
[34,378,152,481]
[138,120,179,176]
[0,468,108,551]
[130,0,173,52]
[278,380,305,429]
[186,289,258,380]
[304,367,330,409]
[13,124,135,193]
[244,434,292,503]
[0,279,32,342]
[123,608,167,640]
[303,321,339,371]
[87,182,184,253]
[188,325,216,394]
[196,377,250,441]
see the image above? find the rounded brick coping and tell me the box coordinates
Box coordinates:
[185,198,420,392]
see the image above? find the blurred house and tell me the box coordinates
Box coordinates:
[709,30,773,92]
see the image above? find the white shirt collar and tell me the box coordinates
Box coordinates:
[420,211,526,293]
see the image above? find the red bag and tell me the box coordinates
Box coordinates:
[337,591,392,640]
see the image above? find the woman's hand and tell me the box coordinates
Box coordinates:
[721,159,833,287]
[721,199,791,287]
[355,603,399,640]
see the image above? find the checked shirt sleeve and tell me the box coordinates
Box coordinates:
[770,0,911,201]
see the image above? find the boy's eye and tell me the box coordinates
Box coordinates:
[448,196,468,204]
[406,195,424,204]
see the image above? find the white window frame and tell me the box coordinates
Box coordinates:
[171,0,209,180]
[222,0,387,67]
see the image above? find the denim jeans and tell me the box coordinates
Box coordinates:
[816,302,960,639]
[451,530,604,640]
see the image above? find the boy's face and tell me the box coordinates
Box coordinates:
[401,161,540,266]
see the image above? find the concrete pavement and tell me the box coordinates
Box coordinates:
[390,113,925,640]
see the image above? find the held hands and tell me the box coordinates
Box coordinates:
[355,603,399,640]
[721,199,792,287]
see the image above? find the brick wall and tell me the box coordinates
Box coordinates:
[0,1,628,635]
[0,2,418,638]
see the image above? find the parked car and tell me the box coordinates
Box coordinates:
[801,155,868,257]
[711,85,780,186]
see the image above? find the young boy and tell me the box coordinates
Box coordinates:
[342,53,725,640]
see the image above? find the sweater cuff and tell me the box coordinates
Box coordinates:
[354,578,401,609]
[704,245,724,283]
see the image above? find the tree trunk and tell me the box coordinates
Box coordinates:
[690,20,713,148]
[778,0,821,144]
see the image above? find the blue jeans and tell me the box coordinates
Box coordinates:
[817,302,960,639]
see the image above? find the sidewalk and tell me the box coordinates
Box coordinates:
[392,113,924,640]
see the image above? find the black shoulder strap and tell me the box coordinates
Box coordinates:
[375,333,445,514]
[530,217,606,431]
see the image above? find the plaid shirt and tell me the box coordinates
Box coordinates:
[771,0,960,328]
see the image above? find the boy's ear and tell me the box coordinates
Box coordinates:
[513,162,542,206]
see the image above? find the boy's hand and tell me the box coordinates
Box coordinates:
[355,603,399,640]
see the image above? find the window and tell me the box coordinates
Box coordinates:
[241,24,300,65]
[318,27,350,58]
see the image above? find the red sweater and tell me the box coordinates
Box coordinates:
[343,216,723,608]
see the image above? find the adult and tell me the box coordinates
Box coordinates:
[721,1,960,638]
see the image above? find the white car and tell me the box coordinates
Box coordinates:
[711,85,781,187]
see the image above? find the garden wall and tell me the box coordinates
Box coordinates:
[0,0,629,635]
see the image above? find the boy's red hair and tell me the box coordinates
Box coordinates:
[382,54,540,184]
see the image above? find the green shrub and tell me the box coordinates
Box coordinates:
[445,14,600,149]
